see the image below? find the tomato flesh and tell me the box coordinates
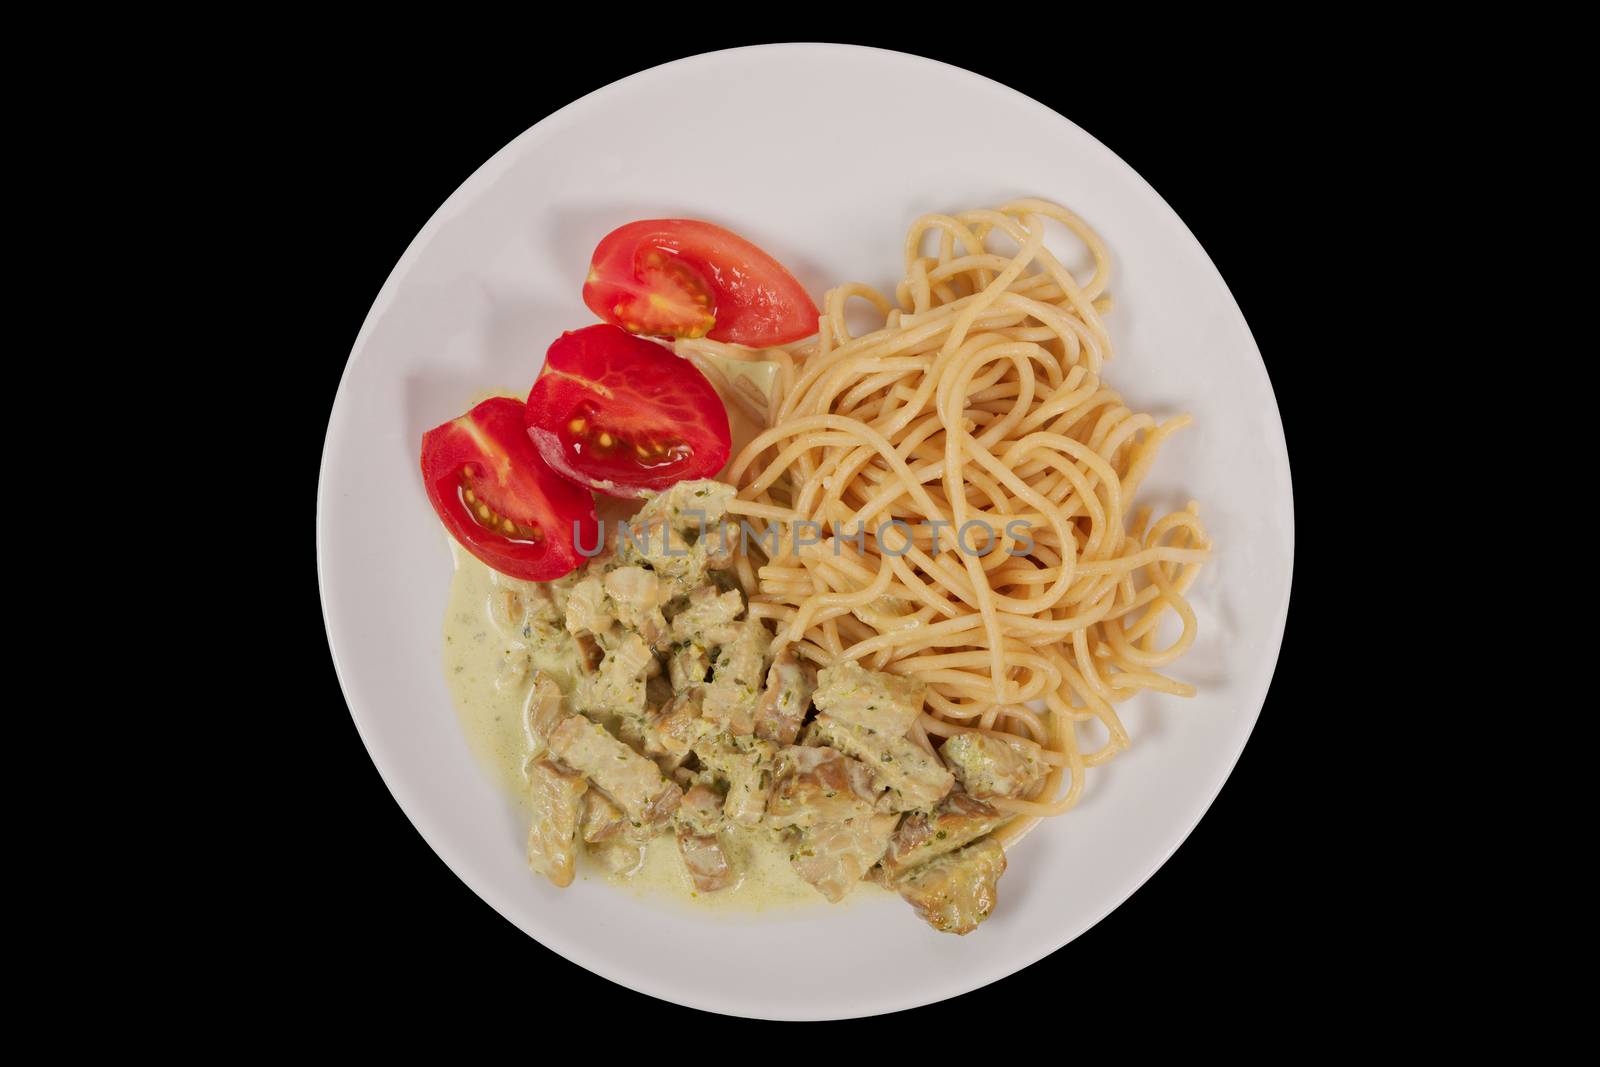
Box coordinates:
[586,244,717,339]
[526,324,731,497]
[420,397,598,580]
[583,219,819,347]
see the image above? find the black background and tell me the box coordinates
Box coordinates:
[300,38,1333,1024]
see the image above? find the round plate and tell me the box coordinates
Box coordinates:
[317,43,1292,1020]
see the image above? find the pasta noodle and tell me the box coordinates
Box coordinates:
[682,199,1210,848]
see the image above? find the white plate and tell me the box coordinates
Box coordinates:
[317,43,1292,1019]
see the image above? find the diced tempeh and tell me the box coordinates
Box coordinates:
[603,566,669,649]
[526,759,588,888]
[670,586,746,648]
[895,837,1007,934]
[790,814,898,903]
[811,659,926,737]
[696,735,779,827]
[675,784,735,892]
[702,618,769,736]
[548,715,682,831]
[939,731,1048,801]
[765,745,885,828]
[878,792,1009,878]
[754,647,815,745]
[807,714,954,810]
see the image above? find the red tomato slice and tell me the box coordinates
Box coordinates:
[583,219,819,347]
[420,397,598,580]
[525,324,732,498]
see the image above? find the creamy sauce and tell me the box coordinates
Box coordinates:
[443,357,884,912]
[443,545,877,912]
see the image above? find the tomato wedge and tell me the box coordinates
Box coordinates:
[420,397,598,580]
[582,219,819,347]
[525,324,732,498]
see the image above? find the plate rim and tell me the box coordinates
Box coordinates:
[316,41,1294,1020]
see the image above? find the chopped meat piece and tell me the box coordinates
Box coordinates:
[676,831,735,892]
[639,479,739,573]
[640,479,736,534]
[526,759,587,888]
[564,576,615,638]
[614,516,698,594]
[894,837,1007,934]
[523,672,566,760]
[675,784,735,892]
[669,586,746,648]
[613,481,737,599]
[811,659,926,737]
[806,714,954,810]
[939,731,1048,800]
[574,632,603,674]
[548,715,682,831]
[652,753,690,779]
[754,647,815,745]
[878,792,1009,878]
[702,617,769,735]
[765,745,885,828]
[487,572,562,641]
[576,632,653,719]
[790,814,898,903]
[645,674,674,710]
[645,688,704,759]
[591,838,646,876]
[544,569,584,619]
[581,794,648,876]
[603,565,669,649]
[676,783,726,836]
[667,640,711,692]
[581,790,628,844]
[696,735,779,827]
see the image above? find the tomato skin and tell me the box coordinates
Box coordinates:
[525,324,731,498]
[420,397,598,581]
[583,219,819,347]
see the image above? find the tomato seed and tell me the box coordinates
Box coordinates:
[458,472,542,542]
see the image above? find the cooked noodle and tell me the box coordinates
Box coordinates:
[681,199,1211,848]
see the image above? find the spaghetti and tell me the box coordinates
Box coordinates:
[683,199,1210,847]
